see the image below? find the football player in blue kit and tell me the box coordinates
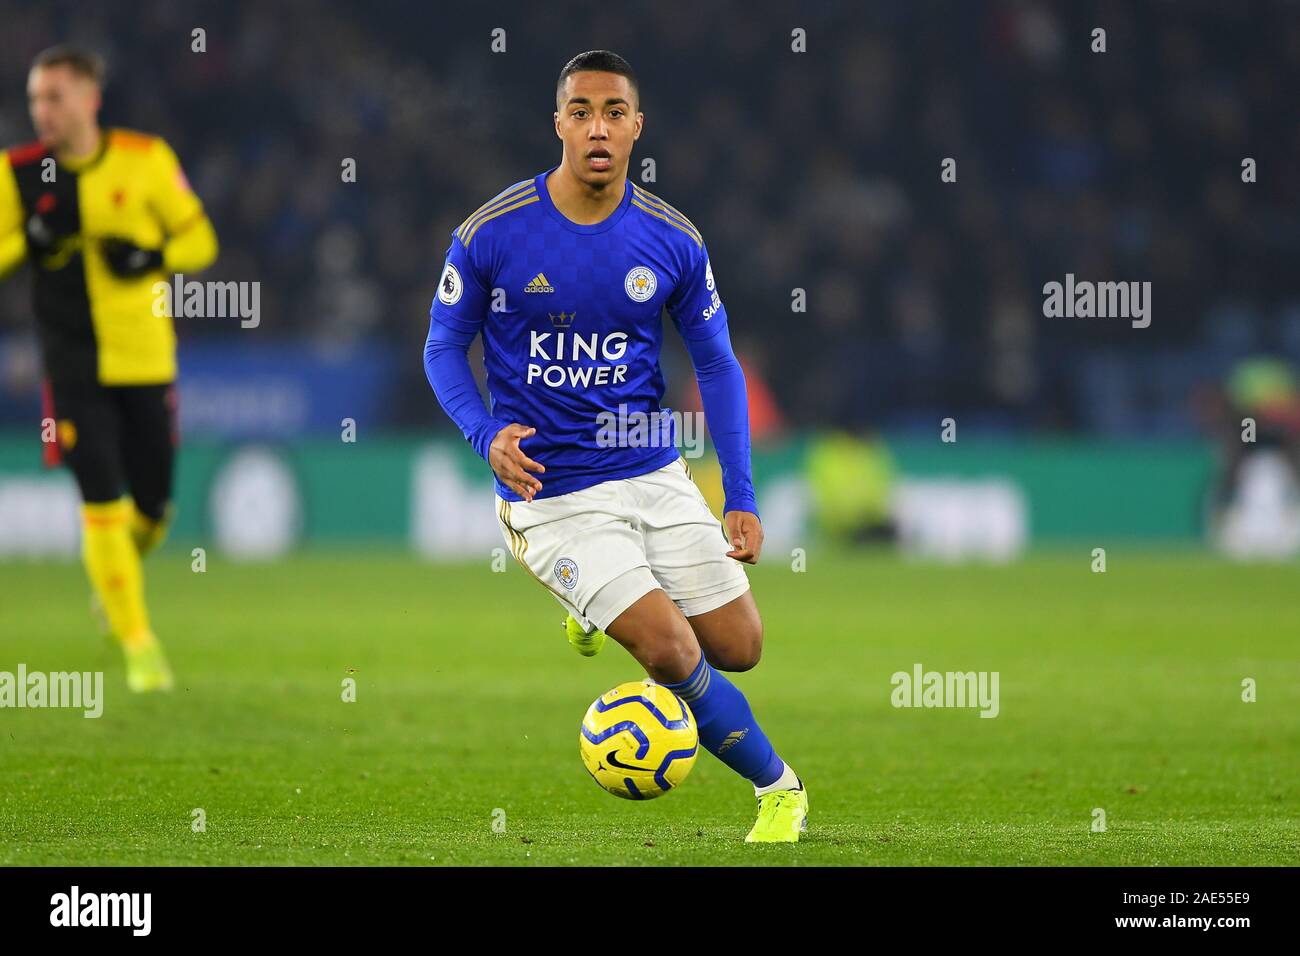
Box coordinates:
[424,51,805,842]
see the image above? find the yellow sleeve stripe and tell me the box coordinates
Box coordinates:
[461,193,539,246]
[456,182,537,244]
[631,196,702,248]
[631,185,702,245]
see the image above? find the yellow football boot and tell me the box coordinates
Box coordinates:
[745,783,808,843]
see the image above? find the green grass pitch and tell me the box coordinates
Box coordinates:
[1,550,1296,866]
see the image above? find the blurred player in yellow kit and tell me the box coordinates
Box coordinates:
[0,46,218,691]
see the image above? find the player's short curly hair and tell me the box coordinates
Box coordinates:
[31,44,107,86]
[556,50,639,110]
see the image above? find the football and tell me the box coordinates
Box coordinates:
[580,680,699,799]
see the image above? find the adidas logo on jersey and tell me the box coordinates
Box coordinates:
[524,273,555,293]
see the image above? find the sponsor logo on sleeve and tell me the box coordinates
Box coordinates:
[438,262,463,306]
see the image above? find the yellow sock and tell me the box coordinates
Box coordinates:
[130,502,173,556]
[82,498,153,649]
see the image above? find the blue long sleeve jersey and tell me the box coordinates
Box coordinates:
[423,168,757,517]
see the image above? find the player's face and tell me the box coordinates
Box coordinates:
[554,71,642,187]
[27,65,100,151]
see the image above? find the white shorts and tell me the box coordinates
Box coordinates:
[495,455,750,632]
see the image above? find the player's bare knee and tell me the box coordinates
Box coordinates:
[640,633,699,683]
[608,607,698,683]
[728,603,763,668]
[718,629,762,672]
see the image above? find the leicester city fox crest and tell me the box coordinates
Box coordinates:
[554,557,579,590]
[624,266,657,302]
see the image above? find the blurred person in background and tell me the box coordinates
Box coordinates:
[806,428,897,547]
[1200,357,1300,558]
[0,45,218,690]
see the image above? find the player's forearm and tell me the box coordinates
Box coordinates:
[684,326,759,517]
[161,214,218,273]
[0,229,26,277]
[424,316,509,461]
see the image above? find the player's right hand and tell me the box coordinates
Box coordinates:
[101,237,164,278]
[489,423,546,501]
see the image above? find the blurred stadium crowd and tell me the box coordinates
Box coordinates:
[1,0,1296,439]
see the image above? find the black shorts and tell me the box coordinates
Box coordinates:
[46,379,178,517]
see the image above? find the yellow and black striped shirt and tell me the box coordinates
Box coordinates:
[0,128,218,386]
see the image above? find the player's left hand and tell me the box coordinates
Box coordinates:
[25,212,59,255]
[101,237,164,278]
[723,510,763,564]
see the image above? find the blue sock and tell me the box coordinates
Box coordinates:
[661,655,785,788]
